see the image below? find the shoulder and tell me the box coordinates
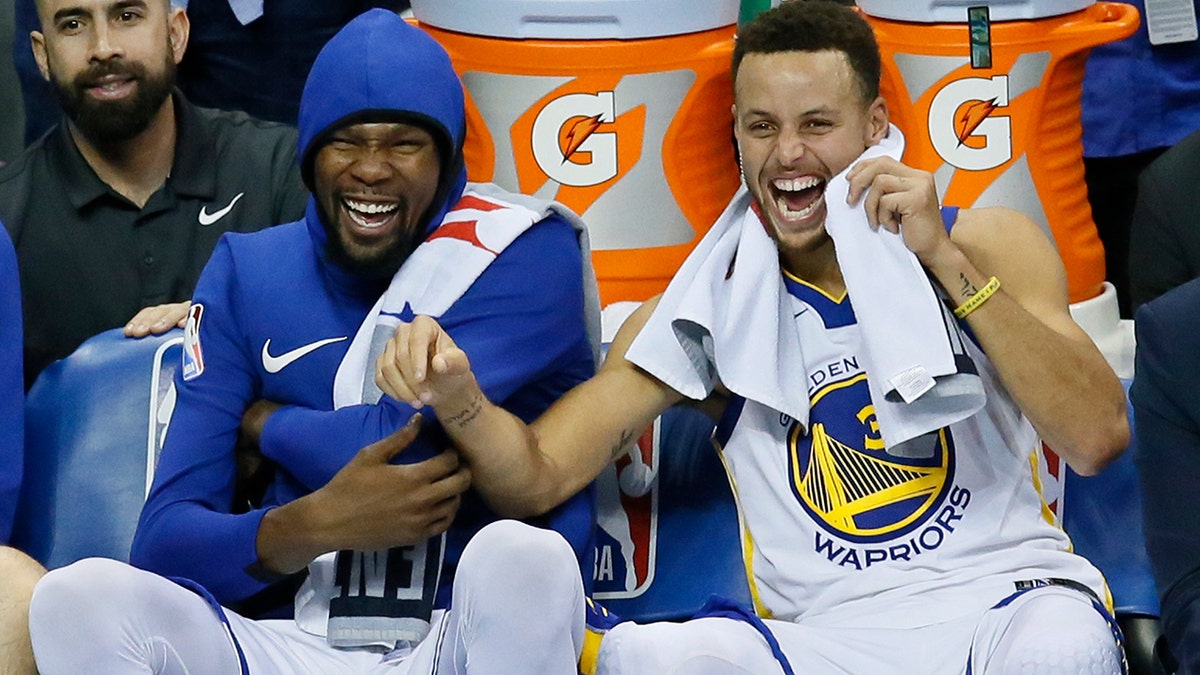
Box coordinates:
[0,132,53,191]
[222,220,310,258]
[1137,278,1200,351]
[190,105,299,158]
[0,137,56,239]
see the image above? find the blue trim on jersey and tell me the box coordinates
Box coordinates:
[941,206,959,233]
[783,276,856,329]
[168,576,251,675]
[694,595,796,675]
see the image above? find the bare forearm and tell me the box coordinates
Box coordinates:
[926,249,1127,473]
[434,368,672,517]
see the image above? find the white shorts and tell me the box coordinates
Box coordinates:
[596,585,1125,675]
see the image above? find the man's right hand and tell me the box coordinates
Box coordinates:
[255,414,471,575]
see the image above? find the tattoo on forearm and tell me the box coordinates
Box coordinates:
[959,273,978,301]
[444,391,484,430]
[609,427,637,460]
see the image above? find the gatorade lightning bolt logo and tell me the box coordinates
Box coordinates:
[955,98,1000,146]
[562,114,606,163]
[928,75,1012,171]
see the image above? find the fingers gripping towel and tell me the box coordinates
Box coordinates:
[625,125,984,456]
[315,183,599,649]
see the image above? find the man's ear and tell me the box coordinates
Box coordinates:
[30,31,50,83]
[866,96,889,144]
[167,7,189,65]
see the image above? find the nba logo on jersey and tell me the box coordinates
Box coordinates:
[593,418,661,598]
[146,336,182,495]
[181,303,206,381]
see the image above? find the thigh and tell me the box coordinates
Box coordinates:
[969,586,1125,675]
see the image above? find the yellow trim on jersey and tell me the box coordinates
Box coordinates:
[808,372,867,408]
[579,629,603,675]
[714,437,773,619]
[782,269,848,303]
[1027,448,1061,530]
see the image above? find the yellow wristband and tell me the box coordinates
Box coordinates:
[952,276,1001,319]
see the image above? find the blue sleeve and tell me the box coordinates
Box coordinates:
[0,226,22,544]
[1131,288,1200,673]
[130,237,273,602]
[257,214,593,490]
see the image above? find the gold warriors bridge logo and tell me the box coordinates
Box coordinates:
[789,374,955,544]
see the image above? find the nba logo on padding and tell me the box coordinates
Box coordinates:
[594,418,661,598]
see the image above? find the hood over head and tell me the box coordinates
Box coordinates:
[298,9,467,245]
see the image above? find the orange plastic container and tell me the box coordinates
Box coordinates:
[412,8,741,305]
[866,2,1138,303]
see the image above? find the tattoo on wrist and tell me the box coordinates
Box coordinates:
[608,427,637,460]
[444,391,484,430]
[959,273,978,301]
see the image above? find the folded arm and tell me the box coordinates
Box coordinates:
[848,157,1128,475]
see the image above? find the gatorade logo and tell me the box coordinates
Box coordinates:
[928,75,1012,171]
[462,70,698,250]
[531,91,618,187]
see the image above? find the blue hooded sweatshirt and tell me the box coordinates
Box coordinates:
[131,9,596,614]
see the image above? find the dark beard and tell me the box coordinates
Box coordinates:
[53,56,175,144]
[318,203,424,281]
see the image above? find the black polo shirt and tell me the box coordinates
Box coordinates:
[0,92,308,387]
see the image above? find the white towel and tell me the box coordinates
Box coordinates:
[626,126,983,454]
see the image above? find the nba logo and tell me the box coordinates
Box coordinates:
[146,336,182,496]
[181,303,206,381]
[594,418,661,598]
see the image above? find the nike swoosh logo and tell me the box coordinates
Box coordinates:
[198,192,245,226]
[261,336,347,374]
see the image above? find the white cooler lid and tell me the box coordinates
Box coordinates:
[411,0,738,39]
[855,0,1094,23]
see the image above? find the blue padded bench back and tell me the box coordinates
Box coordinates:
[12,328,181,568]
[592,402,752,621]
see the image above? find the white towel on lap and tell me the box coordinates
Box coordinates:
[626,126,984,453]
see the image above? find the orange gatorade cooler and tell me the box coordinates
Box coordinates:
[858,1,1138,304]
[410,1,742,305]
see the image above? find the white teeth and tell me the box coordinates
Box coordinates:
[776,191,823,220]
[772,176,821,192]
[344,198,398,215]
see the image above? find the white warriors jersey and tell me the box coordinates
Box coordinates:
[715,277,1108,629]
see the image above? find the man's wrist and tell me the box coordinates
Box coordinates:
[439,388,485,432]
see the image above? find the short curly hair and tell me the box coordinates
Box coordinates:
[733,1,881,104]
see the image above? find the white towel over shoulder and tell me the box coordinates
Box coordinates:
[626,125,984,452]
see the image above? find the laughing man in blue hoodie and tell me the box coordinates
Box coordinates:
[26,10,599,673]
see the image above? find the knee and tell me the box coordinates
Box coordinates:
[30,558,134,634]
[458,520,580,598]
[990,592,1124,674]
[0,547,45,602]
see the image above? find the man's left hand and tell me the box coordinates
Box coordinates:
[124,301,191,338]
